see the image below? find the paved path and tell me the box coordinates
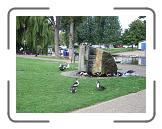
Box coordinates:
[61,64,146,77]
[72,90,146,113]
[117,64,146,77]
[17,55,70,62]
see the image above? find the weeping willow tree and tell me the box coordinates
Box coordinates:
[16,16,54,55]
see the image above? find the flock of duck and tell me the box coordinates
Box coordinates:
[59,63,70,71]
[59,63,137,93]
[70,78,106,93]
[76,70,136,77]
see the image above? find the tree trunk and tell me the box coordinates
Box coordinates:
[55,16,60,57]
[69,21,74,62]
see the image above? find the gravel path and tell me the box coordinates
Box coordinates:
[72,90,146,113]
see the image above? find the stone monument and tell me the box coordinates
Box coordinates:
[78,44,117,75]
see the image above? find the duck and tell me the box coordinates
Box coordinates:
[59,64,66,71]
[124,70,135,76]
[70,85,77,93]
[65,63,70,69]
[96,80,106,91]
[70,79,79,93]
[80,71,89,76]
[95,72,102,77]
[126,70,135,73]
[72,78,79,87]
[59,63,70,71]
[106,71,115,77]
[116,71,123,77]
[76,71,89,77]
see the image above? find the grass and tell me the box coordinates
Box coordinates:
[16,57,146,113]
[102,48,137,54]
[36,55,69,60]
[75,47,137,55]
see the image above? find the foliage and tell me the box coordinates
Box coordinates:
[60,16,85,62]
[16,16,54,54]
[76,16,122,45]
[16,16,145,56]
[102,16,122,44]
[121,18,146,45]
[60,16,85,44]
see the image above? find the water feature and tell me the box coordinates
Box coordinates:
[113,56,146,65]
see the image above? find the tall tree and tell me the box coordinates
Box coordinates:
[121,18,146,45]
[76,16,122,46]
[16,16,54,54]
[55,16,60,57]
[60,16,85,62]
[69,17,75,62]
[121,29,132,44]
[75,16,90,43]
[16,16,29,52]
[93,16,103,44]
[103,16,121,45]
[48,16,60,57]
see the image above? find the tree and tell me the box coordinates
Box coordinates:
[16,16,29,52]
[54,16,60,57]
[75,16,94,44]
[93,16,104,44]
[16,16,54,54]
[75,16,122,46]
[48,16,61,57]
[69,17,75,62]
[102,16,121,45]
[60,16,85,62]
[121,29,132,44]
[129,19,146,44]
[121,18,146,45]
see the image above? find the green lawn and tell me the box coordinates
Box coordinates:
[36,55,69,60]
[16,57,146,113]
[102,48,137,54]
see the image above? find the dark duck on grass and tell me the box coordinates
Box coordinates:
[64,63,70,69]
[96,80,106,91]
[73,78,79,87]
[70,79,79,93]
[59,64,66,71]
[70,86,77,93]
[59,63,69,71]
